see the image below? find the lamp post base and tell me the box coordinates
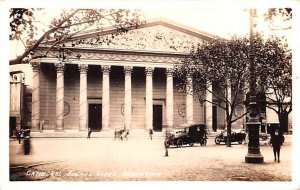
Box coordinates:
[245,122,264,163]
[245,153,264,163]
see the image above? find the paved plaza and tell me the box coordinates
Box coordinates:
[9,135,294,184]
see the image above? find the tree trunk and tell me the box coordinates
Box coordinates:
[226,122,232,147]
[278,110,288,134]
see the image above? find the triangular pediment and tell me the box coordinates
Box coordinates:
[59,19,215,54]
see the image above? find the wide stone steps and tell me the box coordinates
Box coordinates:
[29,129,219,139]
[30,129,166,139]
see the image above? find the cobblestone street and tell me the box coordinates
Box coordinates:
[9,136,294,185]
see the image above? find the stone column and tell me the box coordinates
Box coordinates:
[101,65,111,130]
[145,67,154,130]
[55,62,65,131]
[79,64,88,131]
[124,66,133,130]
[186,74,193,124]
[31,62,41,131]
[206,84,213,130]
[166,68,174,128]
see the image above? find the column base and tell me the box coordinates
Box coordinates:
[30,128,42,132]
[245,153,264,163]
[55,128,65,132]
[100,128,112,132]
[79,128,87,132]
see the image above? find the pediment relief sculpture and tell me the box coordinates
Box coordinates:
[64,25,205,53]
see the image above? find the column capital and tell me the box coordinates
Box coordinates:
[166,68,174,77]
[55,62,66,73]
[101,65,111,75]
[145,67,154,76]
[31,62,41,72]
[78,64,88,73]
[124,66,133,76]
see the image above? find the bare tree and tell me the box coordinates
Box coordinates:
[9,8,144,65]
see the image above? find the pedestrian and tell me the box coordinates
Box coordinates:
[149,128,153,140]
[270,129,284,162]
[114,129,117,140]
[87,128,92,139]
[23,134,30,155]
[16,130,21,144]
[120,130,129,141]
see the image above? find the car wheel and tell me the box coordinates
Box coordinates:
[189,143,194,147]
[177,139,183,148]
[202,139,207,146]
[238,140,243,144]
[261,136,268,141]
[164,140,170,148]
[215,137,221,145]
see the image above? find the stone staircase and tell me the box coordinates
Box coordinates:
[29,129,166,139]
[30,128,219,139]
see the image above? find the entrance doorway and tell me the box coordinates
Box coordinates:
[212,105,218,132]
[153,105,163,132]
[88,104,102,131]
[9,117,16,137]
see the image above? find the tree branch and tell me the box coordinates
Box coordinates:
[9,9,80,65]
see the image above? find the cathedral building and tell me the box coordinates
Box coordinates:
[12,19,290,137]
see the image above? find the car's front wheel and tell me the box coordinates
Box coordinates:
[164,140,170,148]
[176,139,183,148]
[215,137,221,145]
[201,139,207,146]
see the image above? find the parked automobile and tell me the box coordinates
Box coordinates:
[164,123,207,148]
[215,129,246,145]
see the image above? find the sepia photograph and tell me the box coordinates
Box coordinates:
[1,0,300,190]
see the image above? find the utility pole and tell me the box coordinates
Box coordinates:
[245,8,264,163]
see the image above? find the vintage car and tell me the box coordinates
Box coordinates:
[164,123,207,148]
[215,129,246,145]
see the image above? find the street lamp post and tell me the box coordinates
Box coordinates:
[245,9,264,163]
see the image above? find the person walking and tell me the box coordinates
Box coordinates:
[87,128,92,139]
[121,130,129,141]
[16,130,21,144]
[149,128,153,140]
[270,129,284,162]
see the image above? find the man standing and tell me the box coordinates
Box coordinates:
[270,129,284,162]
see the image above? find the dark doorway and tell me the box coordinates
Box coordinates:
[9,117,16,137]
[212,105,218,132]
[153,105,163,132]
[88,104,102,131]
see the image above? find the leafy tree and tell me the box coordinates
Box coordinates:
[9,8,144,65]
[255,35,292,134]
[174,36,251,147]
[174,33,292,146]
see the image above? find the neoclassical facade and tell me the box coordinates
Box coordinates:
[29,19,240,134]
